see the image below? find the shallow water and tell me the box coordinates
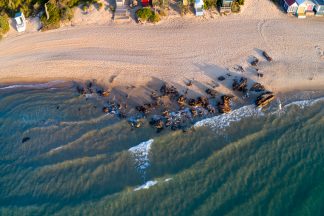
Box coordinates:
[0,83,323,216]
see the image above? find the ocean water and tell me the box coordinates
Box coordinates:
[0,82,323,216]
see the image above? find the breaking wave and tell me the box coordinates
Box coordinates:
[283,97,324,110]
[129,139,154,176]
[194,105,264,130]
[0,80,65,90]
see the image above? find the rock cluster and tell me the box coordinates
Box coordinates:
[250,82,265,92]
[232,77,248,93]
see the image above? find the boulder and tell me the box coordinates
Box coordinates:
[218,76,226,81]
[262,51,273,62]
[218,95,232,113]
[255,92,275,108]
[250,82,265,92]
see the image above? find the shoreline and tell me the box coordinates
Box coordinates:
[1,79,323,132]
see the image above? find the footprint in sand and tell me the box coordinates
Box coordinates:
[315,45,324,60]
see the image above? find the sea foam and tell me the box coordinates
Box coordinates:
[0,80,65,90]
[134,180,158,191]
[129,139,154,173]
[194,105,264,131]
[283,97,324,110]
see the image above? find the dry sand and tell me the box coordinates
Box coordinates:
[0,0,323,97]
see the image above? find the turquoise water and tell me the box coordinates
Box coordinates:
[0,82,323,216]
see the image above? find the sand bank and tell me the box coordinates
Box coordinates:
[0,0,323,96]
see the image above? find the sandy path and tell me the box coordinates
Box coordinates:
[0,0,323,95]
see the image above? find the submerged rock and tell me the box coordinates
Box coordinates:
[76,86,86,95]
[218,76,226,81]
[22,137,30,143]
[255,92,275,108]
[102,107,109,113]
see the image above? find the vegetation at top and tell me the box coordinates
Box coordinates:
[0,12,9,38]
[136,7,161,23]
[0,0,103,31]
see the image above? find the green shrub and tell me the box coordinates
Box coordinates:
[203,0,216,9]
[97,2,104,10]
[136,7,153,22]
[61,7,74,21]
[149,12,160,23]
[237,0,244,5]
[158,9,167,16]
[0,14,10,38]
[41,2,61,31]
[231,1,240,12]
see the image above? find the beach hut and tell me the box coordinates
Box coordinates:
[295,0,315,17]
[115,0,130,20]
[194,0,204,16]
[14,12,26,32]
[313,0,324,15]
[282,0,298,14]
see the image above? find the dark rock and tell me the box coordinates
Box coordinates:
[256,92,275,108]
[186,80,193,86]
[218,95,232,113]
[177,95,186,106]
[197,96,209,108]
[22,137,30,143]
[102,91,110,97]
[76,86,86,95]
[206,104,216,113]
[188,98,197,106]
[102,107,109,113]
[205,88,217,97]
[190,108,198,117]
[251,56,259,66]
[250,82,265,92]
[160,83,179,99]
[234,65,245,73]
[232,77,248,92]
[218,76,226,81]
[257,73,264,78]
[262,51,273,62]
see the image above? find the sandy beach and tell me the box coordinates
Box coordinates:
[0,0,323,96]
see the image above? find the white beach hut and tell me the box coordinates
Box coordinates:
[194,0,204,16]
[14,12,26,32]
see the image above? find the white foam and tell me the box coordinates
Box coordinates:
[283,97,324,110]
[194,105,264,131]
[134,181,158,191]
[0,80,65,90]
[129,139,154,172]
[134,180,158,191]
[49,146,64,153]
